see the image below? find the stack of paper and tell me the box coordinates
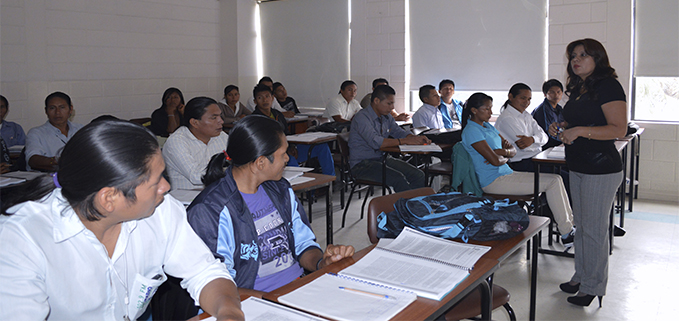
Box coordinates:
[202,297,325,321]
[398,144,443,152]
[287,132,337,143]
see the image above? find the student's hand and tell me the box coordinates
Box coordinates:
[282,111,295,118]
[177,103,185,115]
[394,113,409,121]
[484,156,508,166]
[500,136,513,150]
[0,163,10,174]
[318,244,355,269]
[403,135,431,145]
[515,135,534,149]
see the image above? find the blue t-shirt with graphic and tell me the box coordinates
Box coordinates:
[240,186,304,292]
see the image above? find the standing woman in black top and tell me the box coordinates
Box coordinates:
[549,38,627,307]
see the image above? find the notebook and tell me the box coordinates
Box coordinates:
[337,227,490,300]
[278,273,417,321]
[202,297,326,321]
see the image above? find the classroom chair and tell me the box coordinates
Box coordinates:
[337,132,391,228]
[366,187,516,321]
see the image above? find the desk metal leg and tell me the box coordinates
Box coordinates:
[479,280,492,321]
[382,153,387,195]
[634,135,641,200]
[326,184,333,246]
[307,192,313,223]
[530,233,538,321]
[423,155,430,187]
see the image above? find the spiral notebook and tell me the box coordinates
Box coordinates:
[338,227,490,300]
[278,273,417,321]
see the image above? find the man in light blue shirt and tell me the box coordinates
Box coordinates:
[412,85,446,129]
[349,85,430,192]
[25,92,83,171]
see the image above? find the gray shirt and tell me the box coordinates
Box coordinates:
[25,121,84,170]
[349,106,408,168]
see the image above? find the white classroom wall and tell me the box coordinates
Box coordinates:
[1,0,677,201]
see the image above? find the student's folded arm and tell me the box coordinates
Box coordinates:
[331,115,350,123]
[471,140,507,166]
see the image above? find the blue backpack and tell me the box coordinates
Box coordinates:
[376,192,530,242]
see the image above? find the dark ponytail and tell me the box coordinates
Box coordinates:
[502,83,531,112]
[461,92,493,129]
[201,115,286,187]
[2,120,160,220]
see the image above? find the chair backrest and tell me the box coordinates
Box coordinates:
[337,132,352,177]
[366,187,435,244]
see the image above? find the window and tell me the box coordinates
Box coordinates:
[633,0,679,121]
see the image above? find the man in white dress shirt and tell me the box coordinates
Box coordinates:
[163,97,228,190]
[412,85,446,129]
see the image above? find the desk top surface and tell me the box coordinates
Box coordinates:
[380,143,452,154]
[263,245,499,321]
[291,172,335,192]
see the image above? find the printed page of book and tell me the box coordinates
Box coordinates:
[278,273,417,321]
[202,297,326,321]
[380,227,490,270]
[338,248,468,300]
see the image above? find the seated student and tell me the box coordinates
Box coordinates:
[162,97,228,190]
[25,92,84,171]
[251,85,335,176]
[532,79,566,150]
[359,78,409,121]
[323,80,362,123]
[412,85,447,129]
[0,120,243,321]
[218,85,251,125]
[272,82,301,114]
[149,87,185,137]
[349,85,430,192]
[0,95,26,148]
[494,83,548,171]
[245,76,291,116]
[439,79,464,125]
[460,92,575,246]
[187,115,354,296]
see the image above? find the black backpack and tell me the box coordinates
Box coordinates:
[376,192,530,242]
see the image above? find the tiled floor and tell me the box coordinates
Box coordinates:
[305,189,679,321]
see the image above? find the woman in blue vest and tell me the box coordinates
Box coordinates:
[187,115,354,297]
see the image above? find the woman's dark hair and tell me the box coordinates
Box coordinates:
[182,96,218,128]
[542,79,563,94]
[565,38,617,99]
[202,115,285,186]
[2,120,160,219]
[0,95,8,108]
[223,85,239,97]
[461,92,493,129]
[161,87,185,109]
[501,83,531,111]
[339,80,357,94]
[44,91,72,109]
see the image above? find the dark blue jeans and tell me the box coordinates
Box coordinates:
[351,156,425,192]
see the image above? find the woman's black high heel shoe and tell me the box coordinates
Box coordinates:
[559,282,580,294]
[567,294,603,307]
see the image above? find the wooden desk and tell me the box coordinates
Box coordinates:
[379,144,452,193]
[292,172,335,246]
[470,216,550,321]
[287,133,338,166]
[263,245,500,321]
[285,115,309,134]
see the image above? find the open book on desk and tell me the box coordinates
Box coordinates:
[398,144,442,152]
[278,273,417,321]
[338,227,490,300]
[202,296,326,321]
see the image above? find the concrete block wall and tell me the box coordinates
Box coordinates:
[351,0,407,113]
[549,0,679,202]
[1,0,224,129]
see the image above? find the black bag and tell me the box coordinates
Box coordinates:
[377,192,530,242]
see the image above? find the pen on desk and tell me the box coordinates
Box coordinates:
[339,286,393,299]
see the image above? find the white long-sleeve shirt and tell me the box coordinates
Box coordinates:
[162,126,229,190]
[0,190,234,321]
[494,104,548,162]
